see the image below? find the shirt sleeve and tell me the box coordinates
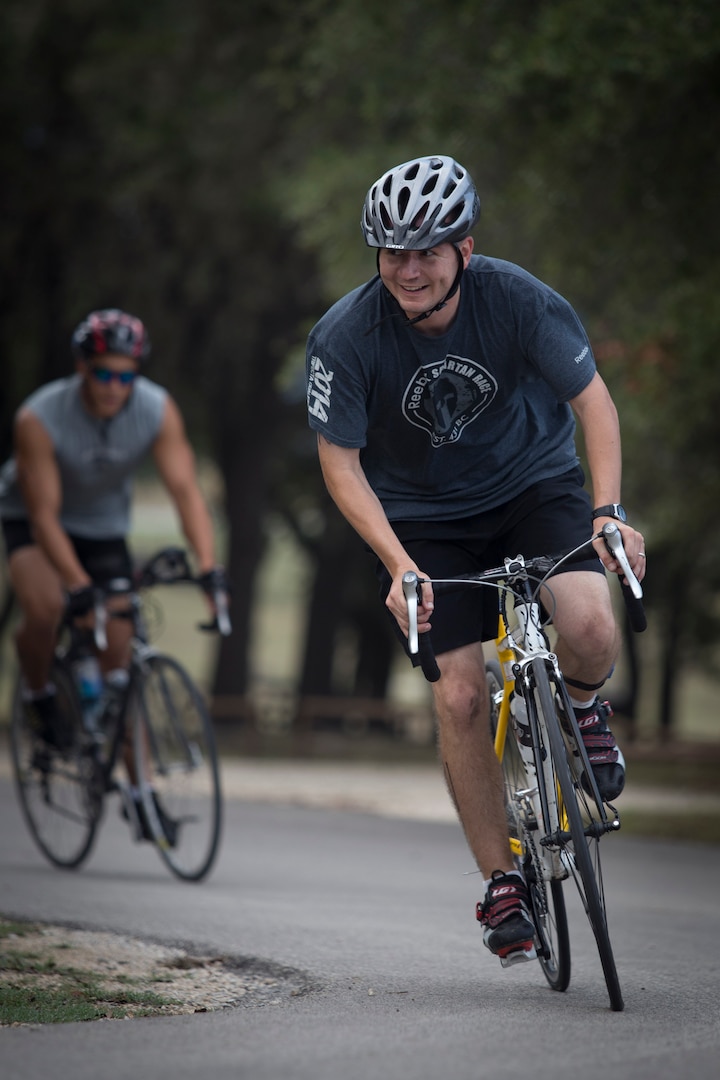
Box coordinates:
[306,334,370,449]
[522,287,597,403]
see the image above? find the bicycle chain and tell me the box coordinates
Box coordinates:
[524,824,549,919]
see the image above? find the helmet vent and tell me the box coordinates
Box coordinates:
[361,155,480,249]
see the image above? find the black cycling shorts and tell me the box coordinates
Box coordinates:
[376,466,605,660]
[1,518,133,585]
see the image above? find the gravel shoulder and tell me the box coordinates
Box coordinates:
[0,918,311,1025]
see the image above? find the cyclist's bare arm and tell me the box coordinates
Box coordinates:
[316,434,434,635]
[13,409,91,591]
[569,373,646,581]
[152,397,218,576]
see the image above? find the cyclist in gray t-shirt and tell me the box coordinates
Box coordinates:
[306,156,647,967]
[0,309,227,830]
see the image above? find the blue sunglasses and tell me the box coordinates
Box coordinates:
[90,366,138,385]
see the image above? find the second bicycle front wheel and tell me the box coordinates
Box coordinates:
[530,657,624,1011]
[486,662,570,993]
[131,654,222,881]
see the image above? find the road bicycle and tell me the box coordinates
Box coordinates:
[10,547,230,882]
[402,523,646,1012]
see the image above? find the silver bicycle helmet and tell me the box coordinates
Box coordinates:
[361,156,480,250]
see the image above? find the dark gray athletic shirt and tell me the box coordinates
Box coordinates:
[0,374,167,538]
[306,254,596,521]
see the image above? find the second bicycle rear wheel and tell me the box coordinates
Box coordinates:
[10,661,102,870]
[131,653,222,881]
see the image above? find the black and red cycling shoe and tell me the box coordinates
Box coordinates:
[477,870,537,968]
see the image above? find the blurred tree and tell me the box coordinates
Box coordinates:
[3,0,719,735]
[275,0,720,735]
[0,0,325,716]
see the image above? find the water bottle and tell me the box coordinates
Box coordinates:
[102,669,129,729]
[73,653,103,732]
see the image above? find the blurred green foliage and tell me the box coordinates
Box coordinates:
[2,0,719,729]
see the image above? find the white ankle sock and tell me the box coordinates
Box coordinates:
[569,694,596,711]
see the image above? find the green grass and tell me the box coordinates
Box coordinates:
[0,920,181,1025]
[0,980,177,1025]
[0,920,38,941]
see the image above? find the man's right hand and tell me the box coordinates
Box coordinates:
[388,568,434,638]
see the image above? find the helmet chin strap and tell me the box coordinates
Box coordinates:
[365,245,465,336]
[405,246,465,326]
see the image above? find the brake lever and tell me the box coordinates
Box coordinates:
[601,523,643,599]
[402,571,420,655]
[93,592,108,652]
[197,590,232,636]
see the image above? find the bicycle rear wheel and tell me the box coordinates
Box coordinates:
[486,662,570,993]
[530,656,624,1012]
[10,661,102,869]
[131,654,222,881]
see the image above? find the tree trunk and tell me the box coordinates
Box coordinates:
[658,569,685,740]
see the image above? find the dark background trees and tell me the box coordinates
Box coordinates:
[2,0,720,737]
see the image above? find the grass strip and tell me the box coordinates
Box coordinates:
[0,920,181,1025]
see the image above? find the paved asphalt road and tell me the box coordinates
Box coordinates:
[1,764,719,1080]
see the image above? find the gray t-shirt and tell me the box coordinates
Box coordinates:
[306,254,596,520]
[0,374,167,538]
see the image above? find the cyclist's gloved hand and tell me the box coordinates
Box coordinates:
[66,584,95,617]
[199,567,230,597]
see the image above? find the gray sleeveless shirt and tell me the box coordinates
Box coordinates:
[0,374,167,538]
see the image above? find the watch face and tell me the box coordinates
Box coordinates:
[615,504,627,523]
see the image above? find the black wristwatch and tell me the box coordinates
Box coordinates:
[592,503,627,523]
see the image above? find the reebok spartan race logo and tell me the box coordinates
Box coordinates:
[307,355,334,422]
[403,356,498,447]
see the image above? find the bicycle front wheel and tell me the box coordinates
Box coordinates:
[131,654,222,881]
[530,657,624,1012]
[10,661,102,870]
[487,662,570,993]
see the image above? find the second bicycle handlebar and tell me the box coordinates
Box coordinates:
[402,523,646,683]
[66,546,232,649]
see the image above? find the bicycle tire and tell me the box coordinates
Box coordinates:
[131,654,222,881]
[529,656,624,1012]
[10,660,103,870]
[486,662,570,993]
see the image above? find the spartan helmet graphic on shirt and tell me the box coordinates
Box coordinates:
[402,356,498,447]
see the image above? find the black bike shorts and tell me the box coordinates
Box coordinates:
[376,466,605,660]
[1,518,133,585]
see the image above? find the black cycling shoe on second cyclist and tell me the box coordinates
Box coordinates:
[23,691,74,751]
[122,791,179,847]
[477,870,537,967]
[574,699,626,802]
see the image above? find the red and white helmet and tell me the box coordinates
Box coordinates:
[71,309,151,363]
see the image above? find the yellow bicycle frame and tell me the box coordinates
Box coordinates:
[491,614,516,762]
[491,612,571,859]
[491,614,525,858]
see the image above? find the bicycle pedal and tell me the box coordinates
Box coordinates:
[500,942,538,968]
